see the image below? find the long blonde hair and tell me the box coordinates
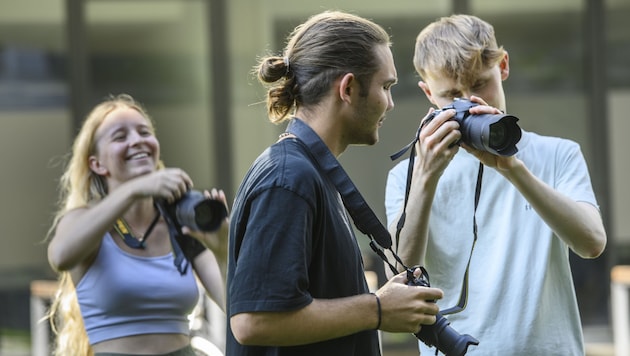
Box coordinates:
[47,94,162,356]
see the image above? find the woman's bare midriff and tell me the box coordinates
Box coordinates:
[92,333,190,354]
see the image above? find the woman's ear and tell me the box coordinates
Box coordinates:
[89,156,108,176]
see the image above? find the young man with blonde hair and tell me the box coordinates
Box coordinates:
[386,14,606,355]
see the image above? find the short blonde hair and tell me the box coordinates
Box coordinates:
[413,14,505,89]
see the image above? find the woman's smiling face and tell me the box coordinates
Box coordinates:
[89,107,160,190]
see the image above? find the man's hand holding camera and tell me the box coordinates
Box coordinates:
[374,269,443,334]
[415,107,460,185]
[456,96,519,172]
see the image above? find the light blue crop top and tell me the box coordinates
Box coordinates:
[75,233,199,345]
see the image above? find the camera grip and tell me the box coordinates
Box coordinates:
[406,267,479,356]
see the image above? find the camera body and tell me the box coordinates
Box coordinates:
[425,98,522,156]
[407,267,479,356]
[162,190,227,233]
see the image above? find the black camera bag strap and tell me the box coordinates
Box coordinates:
[391,130,484,315]
[285,118,407,275]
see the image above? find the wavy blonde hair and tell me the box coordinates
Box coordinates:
[47,94,163,356]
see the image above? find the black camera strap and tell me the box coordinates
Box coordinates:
[114,203,188,275]
[285,118,408,276]
[155,202,190,275]
[389,124,425,254]
[391,131,484,316]
[113,211,161,249]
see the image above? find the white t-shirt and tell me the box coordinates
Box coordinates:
[385,131,597,355]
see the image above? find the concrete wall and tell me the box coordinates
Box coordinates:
[609,90,630,244]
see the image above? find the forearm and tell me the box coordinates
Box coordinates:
[48,185,138,270]
[194,251,226,311]
[231,294,377,346]
[195,224,228,276]
[386,113,460,275]
[503,160,607,258]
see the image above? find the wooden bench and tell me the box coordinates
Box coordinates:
[30,280,58,356]
[611,265,630,356]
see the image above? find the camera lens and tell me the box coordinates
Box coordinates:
[194,202,214,230]
[486,115,521,155]
[407,267,479,355]
[192,199,227,232]
[488,121,507,148]
[174,190,227,232]
[460,113,520,156]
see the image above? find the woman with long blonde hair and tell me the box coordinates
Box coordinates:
[47,94,227,355]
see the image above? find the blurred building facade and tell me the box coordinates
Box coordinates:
[0,0,628,350]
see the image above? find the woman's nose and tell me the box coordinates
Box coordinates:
[128,131,144,145]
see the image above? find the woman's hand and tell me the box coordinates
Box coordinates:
[182,188,229,263]
[127,168,193,203]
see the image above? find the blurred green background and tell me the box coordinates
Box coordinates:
[0,0,628,355]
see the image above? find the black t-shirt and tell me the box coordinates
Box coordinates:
[227,138,380,356]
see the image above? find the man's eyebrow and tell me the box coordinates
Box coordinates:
[385,76,398,85]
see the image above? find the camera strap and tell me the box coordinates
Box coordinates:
[391,132,484,315]
[285,118,408,276]
[111,199,188,274]
[155,202,190,275]
[113,211,161,249]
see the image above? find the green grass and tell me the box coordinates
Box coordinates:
[0,329,31,354]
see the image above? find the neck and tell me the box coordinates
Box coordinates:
[296,107,348,157]
[124,198,157,223]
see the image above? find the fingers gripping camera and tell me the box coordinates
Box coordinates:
[424,98,522,156]
[163,190,228,232]
[407,267,479,356]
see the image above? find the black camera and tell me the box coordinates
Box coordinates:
[407,267,479,356]
[425,98,522,156]
[162,190,227,232]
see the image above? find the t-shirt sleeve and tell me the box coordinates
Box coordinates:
[229,187,314,316]
[385,160,408,229]
[555,140,598,209]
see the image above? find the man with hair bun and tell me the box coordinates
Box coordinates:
[227,10,443,356]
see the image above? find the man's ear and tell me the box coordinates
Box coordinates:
[500,51,510,81]
[338,73,356,104]
[418,81,437,106]
[89,156,108,176]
